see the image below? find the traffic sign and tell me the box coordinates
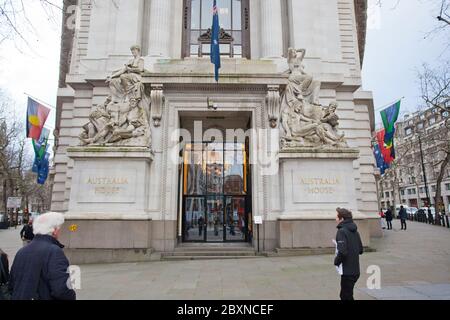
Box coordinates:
[7,197,22,209]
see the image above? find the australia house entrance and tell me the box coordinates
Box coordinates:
[178,111,253,243]
[182,140,252,243]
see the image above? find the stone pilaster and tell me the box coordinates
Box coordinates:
[147,0,172,57]
[260,0,284,58]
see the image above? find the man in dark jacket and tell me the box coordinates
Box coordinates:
[9,212,76,300]
[399,206,407,230]
[385,208,393,230]
[20,220,34,246]
[334,208,364,300]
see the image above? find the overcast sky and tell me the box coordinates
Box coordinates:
[362,0,449,125]
[0,0,448,148]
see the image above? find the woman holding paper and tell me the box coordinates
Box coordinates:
[334,208,364,300]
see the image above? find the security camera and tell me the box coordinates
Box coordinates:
[207,97,218,111]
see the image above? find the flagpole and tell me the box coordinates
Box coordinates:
[374,96,405,112]
[24,92,56,110]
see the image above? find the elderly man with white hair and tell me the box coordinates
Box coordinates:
[8,212,76,300]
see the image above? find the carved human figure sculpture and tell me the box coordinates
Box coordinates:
[280,48,347,149]
[79,45,151,148]
[106,45,145,103]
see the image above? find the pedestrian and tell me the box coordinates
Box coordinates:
[0,248,10,300]
[427,208,434,225]
[334,208,364,300]
[399,205,407,230]
[385,208,393,230]
[20,219,34,246]
[379,210,386,230]
[8,212,76,300]
[198,216,204,237]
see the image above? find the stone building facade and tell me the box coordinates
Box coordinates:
[52,0,379,263]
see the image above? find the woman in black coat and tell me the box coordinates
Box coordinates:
[385,209,393,230]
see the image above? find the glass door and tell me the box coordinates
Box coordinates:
[225,196,246,241]
[206,196,224,242]
[184,197,206,241]
[182,140,250,243]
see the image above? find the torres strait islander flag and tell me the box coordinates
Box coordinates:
[380,100,401,148]
[26,97,51,140]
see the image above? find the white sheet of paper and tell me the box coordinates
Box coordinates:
[332,239,343,275]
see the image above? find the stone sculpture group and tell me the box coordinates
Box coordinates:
[280,48,347,149]
[79,45,151,147]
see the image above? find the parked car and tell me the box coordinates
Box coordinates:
[409,207,418,215]
[0,213,9,229]
[419,207,436,218]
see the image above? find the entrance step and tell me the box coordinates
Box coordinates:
[161,244,257,261]
[161,255,260,261]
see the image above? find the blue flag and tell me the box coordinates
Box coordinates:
[37,152,50,185]
[32,156,40,173]
[211,0,221,82]
[373,143,389,175]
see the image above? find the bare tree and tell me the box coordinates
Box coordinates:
[0,89,52,220]
[376,0,449,26]
[0,0,62,49]
[418,63,450,217]
[437,0,450,26]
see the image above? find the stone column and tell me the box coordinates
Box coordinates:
[147,0,172,57]
[112,0,144,56]
[260,0,284,58]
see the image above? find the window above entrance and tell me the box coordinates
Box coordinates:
[183,142,248,196]
[182,0,250,58]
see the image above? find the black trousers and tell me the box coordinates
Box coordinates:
[386,221,392,230]
[401,219,407,230]
[340,275,360,300]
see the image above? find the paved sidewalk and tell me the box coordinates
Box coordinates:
[1,220,449,300]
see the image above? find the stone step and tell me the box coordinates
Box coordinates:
[161,255,261,261]
[165,250,256,257]
[174,247,255,252]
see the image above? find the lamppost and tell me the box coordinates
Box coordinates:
[417,134,431,209]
